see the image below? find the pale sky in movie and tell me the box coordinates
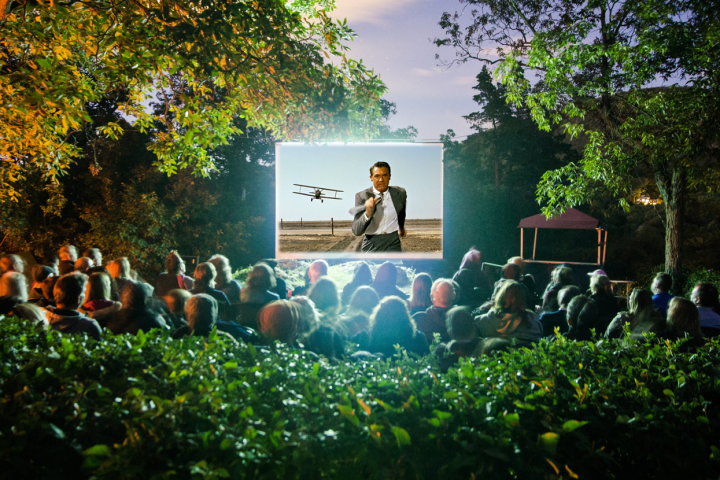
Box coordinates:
[276,143,443,222]
[330,0,483,142]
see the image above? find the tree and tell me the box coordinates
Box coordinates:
[441,67,575,265]
[436,0,720,288]
[0,0,386,213]
[375,99,418,140]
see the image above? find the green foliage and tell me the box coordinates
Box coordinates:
[683,268,720,298]
[0,0,386,211]
[437,0,720,282]
[2,318,720,479]
[440,66,577,264]
[77,180,176,278]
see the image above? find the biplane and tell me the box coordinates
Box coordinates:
[293,184,343,203]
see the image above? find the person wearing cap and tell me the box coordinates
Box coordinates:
[585,269,607,295]
[29,265,55,302]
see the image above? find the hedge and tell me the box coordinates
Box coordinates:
[1,318,719,479]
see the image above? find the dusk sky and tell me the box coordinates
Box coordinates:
[330,0,483,142]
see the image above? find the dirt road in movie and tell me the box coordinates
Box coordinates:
[278,219,442,253]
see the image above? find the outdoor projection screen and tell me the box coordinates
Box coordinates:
[275,143,443,259]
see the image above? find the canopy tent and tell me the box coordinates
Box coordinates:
[518,208,607,265]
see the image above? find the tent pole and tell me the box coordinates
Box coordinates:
[532,228,538,260]
[520,228,524,258]
[597,229,601,265]
[603,229,608,264]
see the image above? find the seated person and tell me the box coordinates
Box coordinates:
[458,248,493,305]
[155,251,195,297]
[292,260,328,297]
[257,300,300,345]
[162,289,192,329]
[0,271,28,302]
[341,286,380,338]
[542,266,574,313]
[309,277,342,316]
[563,295,599,341]
[238,264,280,328]
[452,269,485,311]
[539,285,581,336]
[290,296,321,345]
[435,306,480,371]
[79,272,122,327]
[241,264,281,305]
[0,296,48,330]
[74,257,94,273]
[691,283,720,336]
[341,262,373,306]
[83,248,103,267]
[0,254,24,275]
[589,274,619,332]
[408,272,433,315]
[45,273,102,340]
[36,275,59,308]
[661,297,705,351]
[651,272,674,318]
[28,265,55,302]
[172,294,237,344]
[358,296,429,358]
[370,262,408,300]
[106,281,168,335]
[260,259,289,300]
[605,289,664,339]
[191,262,231,321]
[209,254,242,304]
[476,280,542,345]
[413,278,456,344]
[302,280,346,359]
[58,245,77,275]
[106,257,132,294]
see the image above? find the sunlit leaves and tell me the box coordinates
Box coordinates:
[0,0,386,211]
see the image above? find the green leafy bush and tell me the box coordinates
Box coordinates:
[683,268,720,298]
[1,318,719,479]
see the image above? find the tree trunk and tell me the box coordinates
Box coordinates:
[656,168,685,293]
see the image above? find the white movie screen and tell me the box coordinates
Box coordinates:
[275,143,443,259]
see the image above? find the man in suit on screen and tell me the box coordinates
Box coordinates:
[351,162,407,253]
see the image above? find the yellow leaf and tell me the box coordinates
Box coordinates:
[546,459,559,475]
[565,464,579,479]
[357,398,371,416]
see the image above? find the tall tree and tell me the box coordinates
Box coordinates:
[442,68,575,265]
[0,0,386,213]
[436,0,720,288]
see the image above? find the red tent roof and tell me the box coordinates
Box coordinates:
[518,208,600,230]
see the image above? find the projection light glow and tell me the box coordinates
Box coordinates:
[275,142,443,259]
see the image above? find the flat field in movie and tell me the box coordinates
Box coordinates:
[275,143,443,259]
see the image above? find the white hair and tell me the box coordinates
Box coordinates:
[185,294,217,334]
[0,272,28,302]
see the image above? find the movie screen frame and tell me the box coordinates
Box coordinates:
[275,142,443,259]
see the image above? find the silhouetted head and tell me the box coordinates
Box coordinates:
[348,286,380,315]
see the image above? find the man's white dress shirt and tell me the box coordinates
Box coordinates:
[361,186,399,235]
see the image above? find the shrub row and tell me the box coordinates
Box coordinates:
[1,318,719,479]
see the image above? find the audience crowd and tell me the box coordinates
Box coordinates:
[1,247,717,368]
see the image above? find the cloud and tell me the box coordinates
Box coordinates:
[330,0,418,25]
[411,67,443,77]
[452,76,477,86]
